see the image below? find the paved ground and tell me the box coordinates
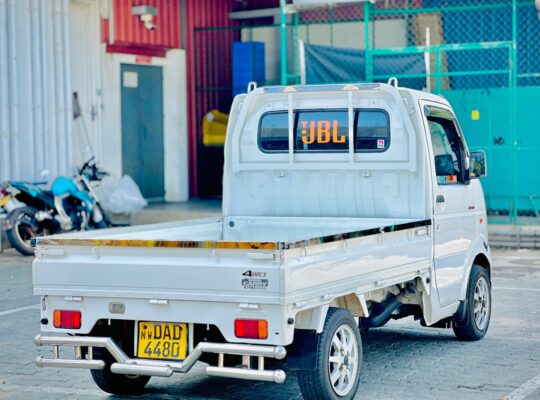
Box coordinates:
[0,248,539,400]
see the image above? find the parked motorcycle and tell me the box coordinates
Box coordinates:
[0,184,25,215]
[2,157,110,256]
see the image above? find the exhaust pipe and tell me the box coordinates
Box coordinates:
[361,290,405,328]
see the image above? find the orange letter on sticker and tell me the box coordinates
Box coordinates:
[332,120,346,143]
[317,120,331,143]
[301,121,315,145]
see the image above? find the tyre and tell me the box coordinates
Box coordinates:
[5,207,40,256]
[298,308,362,400]
[90,348,150,396]
[453,264,491,341]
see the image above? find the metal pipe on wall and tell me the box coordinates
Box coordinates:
[7,0,20,178]
[0,0,11,180]
[39,0,51,174]
[31,0,45,175]
[24,0,37,176]
[60,0,73,173]
[53,0,67,175]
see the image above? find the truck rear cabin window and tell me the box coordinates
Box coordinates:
[258,109,390,153]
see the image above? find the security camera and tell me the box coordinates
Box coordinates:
[140,13,156,31]
[132,6,158,30]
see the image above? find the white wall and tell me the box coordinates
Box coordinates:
[100,50,189,202]
[0,0,73,181]
[69,0,103,168]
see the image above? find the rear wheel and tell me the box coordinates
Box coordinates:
[453,264,491,341]
[297,308,362,400]
[5,207,42,256]
[90,348,150,396]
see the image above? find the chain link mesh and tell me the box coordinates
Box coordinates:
[285,0,538,90]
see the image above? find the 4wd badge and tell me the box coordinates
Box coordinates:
[242,271,268,290]
[242,270,266,278]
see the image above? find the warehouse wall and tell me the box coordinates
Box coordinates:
[0,0,73,181]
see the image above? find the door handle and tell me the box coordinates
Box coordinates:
[436,195,445,204]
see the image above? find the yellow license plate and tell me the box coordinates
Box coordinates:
[0,195,11,207]
[136,321,188,360]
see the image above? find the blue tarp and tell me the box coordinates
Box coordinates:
[304,43,426,88]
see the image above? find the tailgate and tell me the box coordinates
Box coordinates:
[33,244,281,304]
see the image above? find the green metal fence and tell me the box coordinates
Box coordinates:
[275,0,540,224]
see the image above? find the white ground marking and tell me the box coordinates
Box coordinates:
[0,384,104,397]
[493,286,540,292]
[0,304,39,317]
[500,373,540,400]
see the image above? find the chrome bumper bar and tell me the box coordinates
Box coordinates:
[34,334,286,383]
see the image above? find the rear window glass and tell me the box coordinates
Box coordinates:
[258,109,390,153]
[258,112,289,152]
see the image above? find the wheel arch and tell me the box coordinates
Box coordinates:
[473,252,491,279]
[459,230,491,300]
[460,243,492,300]
[293,293,369,333]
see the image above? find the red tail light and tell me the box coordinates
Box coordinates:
[53,310,81,329]
[234,319,268,339]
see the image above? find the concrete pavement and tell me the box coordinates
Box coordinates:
[0,248,539,399]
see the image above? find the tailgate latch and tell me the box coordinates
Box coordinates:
[148,299,169,306]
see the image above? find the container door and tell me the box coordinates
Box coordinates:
[420,100,476,307]
[121,64,164,200]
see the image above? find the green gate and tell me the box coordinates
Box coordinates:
[276,0,540,224]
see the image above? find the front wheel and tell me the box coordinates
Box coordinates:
[297,308,362,400]
[453,264,492,341]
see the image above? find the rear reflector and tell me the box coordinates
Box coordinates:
[53,310,81,329]
[234,319,268,339]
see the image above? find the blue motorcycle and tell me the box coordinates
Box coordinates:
[3,157,110,255]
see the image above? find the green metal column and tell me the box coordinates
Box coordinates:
[280,0,288,85]
[435,49,442,94]
[510,0,518,223]
[364,1,372,82]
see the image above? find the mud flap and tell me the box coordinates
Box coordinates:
[454,299,467,324]
[285,330,319,370]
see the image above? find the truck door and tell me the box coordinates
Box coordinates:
[421,101,476,307]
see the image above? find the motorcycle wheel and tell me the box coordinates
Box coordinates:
[6,206,46,256]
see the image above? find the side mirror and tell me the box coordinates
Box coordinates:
[469,150,487,179]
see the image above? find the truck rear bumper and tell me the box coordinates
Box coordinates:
[34,334,287,384]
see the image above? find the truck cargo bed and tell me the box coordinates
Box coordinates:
[34,216,426,249]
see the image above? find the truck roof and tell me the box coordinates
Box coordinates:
[251,82,450,107]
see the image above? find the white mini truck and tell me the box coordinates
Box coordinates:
[33,83,491,400]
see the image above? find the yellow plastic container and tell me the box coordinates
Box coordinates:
[202,109,229,147]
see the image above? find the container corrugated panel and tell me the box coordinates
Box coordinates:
[0,0,73,181]
[108,0,180,50]
[184,0,237,196]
